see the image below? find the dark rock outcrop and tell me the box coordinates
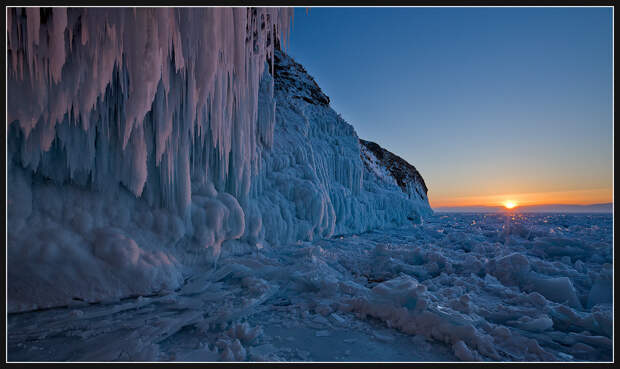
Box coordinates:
[272,50,330,107]
[359,139,428,199]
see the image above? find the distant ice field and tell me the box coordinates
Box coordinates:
[8,212,613,362]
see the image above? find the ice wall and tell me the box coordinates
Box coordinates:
[7,7,293,311]
[7,8,431,312]
[7,7,292,213]
[248,50,432,247]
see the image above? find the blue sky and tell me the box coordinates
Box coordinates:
[286,7,613,207]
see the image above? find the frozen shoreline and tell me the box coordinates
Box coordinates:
[8,212,612,362]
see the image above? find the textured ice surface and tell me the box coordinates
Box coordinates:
[7,8,293,210]
[7,9,295,306]
[252,50,431,247]
[6,7,610,362]
[7,8,430,312]
[7,213,612,361]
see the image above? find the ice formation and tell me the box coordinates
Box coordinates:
[251,50,431,246]
[7,8,431,312]
[7,7,292,211]
[5,8,612,362]
[7,213,613,361]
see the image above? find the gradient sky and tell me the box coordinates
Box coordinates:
[286,7,613,208]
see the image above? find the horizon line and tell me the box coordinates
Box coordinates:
[434,202,612,208]
[432,203,613,212]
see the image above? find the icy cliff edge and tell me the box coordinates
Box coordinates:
[7,9,430,312]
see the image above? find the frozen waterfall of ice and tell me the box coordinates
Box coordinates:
[7,8,431,312]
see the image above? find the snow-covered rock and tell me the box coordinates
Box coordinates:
[360,139,428,204]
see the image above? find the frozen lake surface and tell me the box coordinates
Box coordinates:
[8,212,612,362]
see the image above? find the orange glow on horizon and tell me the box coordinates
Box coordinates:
[429,188,612,208]
[503,201,517,209]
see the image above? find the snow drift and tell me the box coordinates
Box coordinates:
[7,7,431,312]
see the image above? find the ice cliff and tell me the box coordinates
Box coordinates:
[252,50,431,247]
[7,7,431,312]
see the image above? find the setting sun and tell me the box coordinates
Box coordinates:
[504,201,517,209]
